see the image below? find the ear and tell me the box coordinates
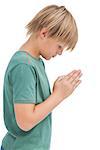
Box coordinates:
[39,27,48,39]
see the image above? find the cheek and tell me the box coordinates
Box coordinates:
[41,47,50,58]
[50,46,57,53]
[48,49,56,57]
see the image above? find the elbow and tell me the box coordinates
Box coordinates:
[14,103,36,132]
[16,116,36,132]
[19,124,32,132]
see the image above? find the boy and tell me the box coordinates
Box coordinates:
[1,4,82,150]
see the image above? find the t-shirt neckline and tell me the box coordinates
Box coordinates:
[17,50,42,62]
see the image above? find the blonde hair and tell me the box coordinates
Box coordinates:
[25,5,78,51]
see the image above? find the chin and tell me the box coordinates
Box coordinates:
[42,55,51,60]
[46,57,51,60]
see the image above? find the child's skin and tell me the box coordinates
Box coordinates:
[19,28,65,60]
[14,27,82,131]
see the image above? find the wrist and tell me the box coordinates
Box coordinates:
[51,92,63,102]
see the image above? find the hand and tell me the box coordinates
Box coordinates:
[52,70,83,101]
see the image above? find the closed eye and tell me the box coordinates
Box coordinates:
[58,45,62,49]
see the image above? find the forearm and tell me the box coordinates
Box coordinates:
[24,92,62,131]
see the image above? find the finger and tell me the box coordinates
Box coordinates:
[68,70,81,83]
[57,70,76,81]
[71,73,83,85]
[64,70,77,80]
[56,75,65,82]
[57,75,66,81]
[73,80,82,89]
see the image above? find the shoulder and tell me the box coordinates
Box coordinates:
[6,51,37,74]
[9,63,37,87]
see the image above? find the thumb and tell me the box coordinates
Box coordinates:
[56,75,65,81]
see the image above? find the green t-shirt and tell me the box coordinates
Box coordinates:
[1,50,52,150]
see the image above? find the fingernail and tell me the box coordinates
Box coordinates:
[78,70,81,72]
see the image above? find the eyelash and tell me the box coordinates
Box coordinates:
[58,45,62,49]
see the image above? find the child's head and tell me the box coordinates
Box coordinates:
[25,5,78,59]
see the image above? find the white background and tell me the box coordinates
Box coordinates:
[0,0,100,150]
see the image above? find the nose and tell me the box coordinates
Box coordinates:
[58,51,62,55]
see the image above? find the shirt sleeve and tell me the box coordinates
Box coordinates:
[10,64,37,104]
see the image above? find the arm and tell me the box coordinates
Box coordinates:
[14,69,82,132]
[14,92,62,132]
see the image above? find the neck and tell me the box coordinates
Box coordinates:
[18,34,40,59]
